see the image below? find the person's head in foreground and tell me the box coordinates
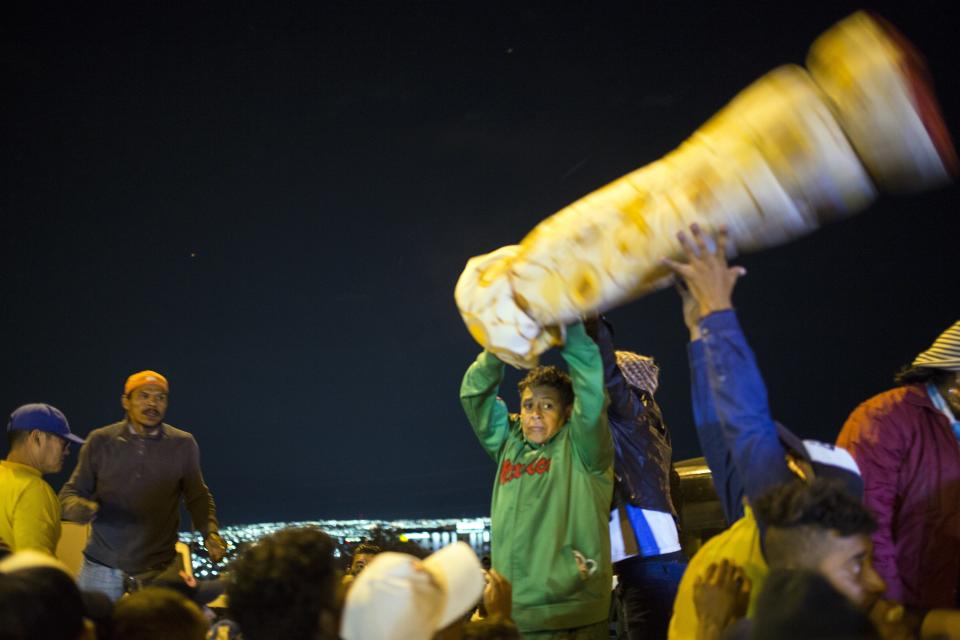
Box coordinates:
[110,587,208,640]
[340,540,486,640]
[349,542,382,576]
[751,569,880,639]
[0,551,112,640]
[756,478,885,611]
[895,319,960,413]
[517,365,574,444]
[0,560,88,640]
[227,526,340,640]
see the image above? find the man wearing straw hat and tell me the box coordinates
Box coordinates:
[837,322,960,611]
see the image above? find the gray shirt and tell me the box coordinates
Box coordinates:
[59,421,219,574]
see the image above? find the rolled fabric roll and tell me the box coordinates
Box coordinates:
[455,11,955,369]
[808,12,958,191]
[454,244,563,368]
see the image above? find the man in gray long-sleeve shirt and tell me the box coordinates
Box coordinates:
[59,370,225,600]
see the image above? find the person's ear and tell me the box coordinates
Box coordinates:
[121,394,130,412]
[563,404,573,424]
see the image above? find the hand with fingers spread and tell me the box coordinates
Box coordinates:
[662,224,747,321]
[693,559,752,640]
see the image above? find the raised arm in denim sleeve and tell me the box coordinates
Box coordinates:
[688,338,745,524]
[460,350,511,460]
[699,310,793,508]
[564,322,613,473]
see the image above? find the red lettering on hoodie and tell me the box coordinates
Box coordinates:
[499,457,552,485]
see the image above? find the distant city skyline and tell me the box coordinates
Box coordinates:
[182,518,492,578]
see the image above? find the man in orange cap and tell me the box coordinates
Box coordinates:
[59,370,225,601]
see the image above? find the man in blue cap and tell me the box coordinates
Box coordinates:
[1,403,84,555]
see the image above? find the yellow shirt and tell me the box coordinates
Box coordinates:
[0,460,61,555]
[668,505,768,640]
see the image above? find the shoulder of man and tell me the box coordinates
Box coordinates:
[845,386,930,432]
[160,423,196,441]
[86,421,127,442]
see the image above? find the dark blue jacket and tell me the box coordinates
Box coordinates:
[591,318,677,517]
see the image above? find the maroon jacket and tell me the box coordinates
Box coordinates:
[837,385,960,609]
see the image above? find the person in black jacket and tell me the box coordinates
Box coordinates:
[586,317,686,640]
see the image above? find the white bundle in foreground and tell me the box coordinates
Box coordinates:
[455,11,956,368]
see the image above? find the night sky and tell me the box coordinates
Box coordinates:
[3,1,956,524]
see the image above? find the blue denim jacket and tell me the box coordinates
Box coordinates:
[688,310,794,525]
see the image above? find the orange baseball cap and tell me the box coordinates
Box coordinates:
[124,370,169,395]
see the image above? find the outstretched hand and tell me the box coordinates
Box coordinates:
[662,224,746,322]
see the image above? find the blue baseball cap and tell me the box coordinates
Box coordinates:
[7,403,85,444]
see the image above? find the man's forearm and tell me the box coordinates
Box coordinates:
[689,338,745,524]
[60,494,99,523]
[460,350,511,459]
[184,472,219,536]
[700,310,793,506]
[592,317,644,423]
[563,322,612,470]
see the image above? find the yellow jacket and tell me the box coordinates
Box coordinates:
[667,505,768,640]
[0,460,61,555]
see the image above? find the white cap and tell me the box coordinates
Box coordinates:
[340,541,485,640]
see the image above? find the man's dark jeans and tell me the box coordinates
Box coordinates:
[614,551,687,639]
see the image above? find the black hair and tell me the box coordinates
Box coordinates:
[751,569,879,639]
[227,527,340,640]
[0,567,86,640]
[110,587,208,640]
[359,527,429,559]
[6,430,30,450]
[894,365,954,386]
[352,542,382,557]
[517,366,574,407]
[755,478,877,538]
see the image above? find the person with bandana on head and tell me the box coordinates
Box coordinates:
[838,321,960,611]
[584,317,686,640]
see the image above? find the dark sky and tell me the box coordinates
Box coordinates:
[3,1,956,524]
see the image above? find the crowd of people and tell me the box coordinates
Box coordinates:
[2,224,959,639]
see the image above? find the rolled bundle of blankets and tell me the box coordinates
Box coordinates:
[455,11,956,368]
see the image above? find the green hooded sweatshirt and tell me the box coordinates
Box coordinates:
[460,322,614,633]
